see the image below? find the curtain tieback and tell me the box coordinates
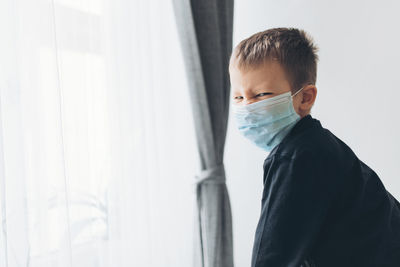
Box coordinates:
[193,164,226,191]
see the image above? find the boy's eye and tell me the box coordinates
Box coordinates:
[257,92,273,96]
[233,93,271,101]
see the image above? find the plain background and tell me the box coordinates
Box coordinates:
[224,0,400,266]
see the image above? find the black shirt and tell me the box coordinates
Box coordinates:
[251,114,400,267]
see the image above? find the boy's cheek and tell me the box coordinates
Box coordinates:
[292,99,302,115]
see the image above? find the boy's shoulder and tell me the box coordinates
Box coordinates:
[266,115,357,167]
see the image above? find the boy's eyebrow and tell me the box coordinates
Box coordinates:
[253,89,274,94]
[233,89,275,95]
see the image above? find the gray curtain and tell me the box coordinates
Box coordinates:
[171,0,234,267]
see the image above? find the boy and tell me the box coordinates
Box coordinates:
[229,28,400,267]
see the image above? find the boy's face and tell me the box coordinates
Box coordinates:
[229,60,316,117]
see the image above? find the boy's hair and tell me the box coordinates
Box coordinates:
[229,27,319,92]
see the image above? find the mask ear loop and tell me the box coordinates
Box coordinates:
[291,86,304,98]
[291,83,314,98]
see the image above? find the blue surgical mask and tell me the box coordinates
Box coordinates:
[231,87,304,152]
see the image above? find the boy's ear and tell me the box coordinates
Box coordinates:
[299,84,317,114]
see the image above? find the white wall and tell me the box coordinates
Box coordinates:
[224,0,400,266]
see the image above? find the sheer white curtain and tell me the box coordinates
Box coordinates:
[0,0,197,266]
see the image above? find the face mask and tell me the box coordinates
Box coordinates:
[231,87,304,152]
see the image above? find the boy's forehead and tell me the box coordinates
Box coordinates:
[230,60,290,91]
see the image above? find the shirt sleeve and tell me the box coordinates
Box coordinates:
[251,149,340,267]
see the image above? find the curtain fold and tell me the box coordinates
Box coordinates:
[171,0,235,266]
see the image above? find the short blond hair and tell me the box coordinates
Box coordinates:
[230,27,319,92]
